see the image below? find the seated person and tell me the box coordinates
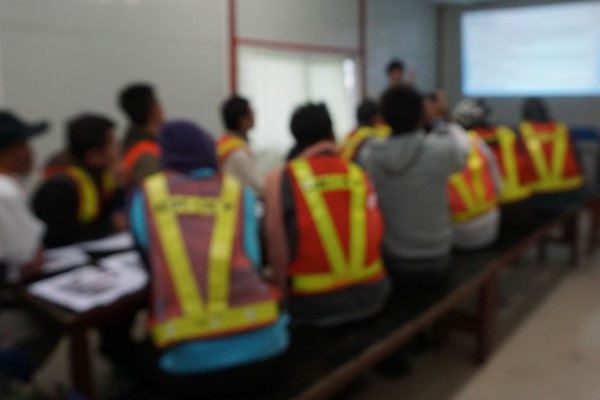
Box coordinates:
[340,98,390,163]
[130,120,288,398]
[359,86,470,285]
[519,97,585,211]
[264,103,391,327]
[0,111,61,387]
[33,114,124,248]
[119,83,165,186]
[216,96,264,196]
[447,100,505,250]
[453,98,538,231]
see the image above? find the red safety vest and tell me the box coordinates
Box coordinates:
[472,126,537,204]
[44,165,116,224]
[143,171,280,349]
[122,139,160,180]
[340,124,391,162]
[520,121,584,193]
[286,156,386,295]
[216,134,248,167]
[448,134,498,223]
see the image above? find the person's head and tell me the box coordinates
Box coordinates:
[380,85,424,135]
[0,111,48,176]
[67,114,118,170]
[386,59,405,87]
[290,103,335,153]
[159,120,217,174]
[452,98,490,130]
[423,90,449,123]
[356,98,381,127]
[118,83,164,129]
[522,97,551,122]
[221,95,254,136]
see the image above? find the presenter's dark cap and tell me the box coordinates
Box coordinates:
[0,111,49,149]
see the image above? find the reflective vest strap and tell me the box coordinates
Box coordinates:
[521,122,552,180]
[64,167,99,223]
[348,163,367,276]
[145,173,205,319]
[341,130,369,160]
[552,124,568,182]
[292,260,383,294]
[152,301,279,347]
[207,176,241,314]
[449,138,496,222]
[496,128,524,200]
[290,159,347,277]
[123,141,160,172]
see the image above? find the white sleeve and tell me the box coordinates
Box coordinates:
[0,189,45,282]
[223,150,266,196]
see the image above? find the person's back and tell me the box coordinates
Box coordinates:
[131,121,288,399]
[360,86,469,278]
[265,103,390,327]
[340,98,391,163]
[519,98,585,211]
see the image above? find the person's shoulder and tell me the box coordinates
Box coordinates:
[0,175,23,202]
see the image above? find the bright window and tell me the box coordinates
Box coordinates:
[238,46,358,172]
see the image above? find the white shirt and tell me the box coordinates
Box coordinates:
[0,173,45,283]
[223,150,265,196]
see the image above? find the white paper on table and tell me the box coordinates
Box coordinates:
[79,232,135,253]
[28,259,148,313]
[42,245,91,274]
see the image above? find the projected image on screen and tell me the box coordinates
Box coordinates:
[462,1,600,97]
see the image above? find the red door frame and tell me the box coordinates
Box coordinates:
[228,0,368,97]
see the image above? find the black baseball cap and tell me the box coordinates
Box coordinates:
[0,111,49,149]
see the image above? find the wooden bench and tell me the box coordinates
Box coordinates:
[258,208,580,400]
[20,209,579,400]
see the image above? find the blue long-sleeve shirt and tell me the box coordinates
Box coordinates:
[130,169,288,375]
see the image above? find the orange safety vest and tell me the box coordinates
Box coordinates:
[44,165,116,224]
[216,134,248,167]
[520,121,584,193]
[143,172,280,348]
[340,124,391,162]
[448,134,498,223]
[472,126,537,204]
[122,139,160,179]
[286,156,386,295]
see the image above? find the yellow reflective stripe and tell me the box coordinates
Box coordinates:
[348,163,367,276]
[207,175,240,314]
[496,127,531,203]
[291,159,347,277]
[67,167,99,223]
[217,137,246,159]
[450,140,496,222]
[292,260,383,294]
[152,301,278,346]
[145,174,205,319]
[521,123,551,181]
[102,173,117,196]
[552,124,568,182]
[156,196,224,215]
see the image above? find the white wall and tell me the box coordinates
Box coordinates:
[237,0,359,49]
[0,0,439,173]
[0,0,228,169]
[440,0,600,128]
[367,0,438,98]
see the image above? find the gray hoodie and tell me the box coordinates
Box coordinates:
[360,124,470,260]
